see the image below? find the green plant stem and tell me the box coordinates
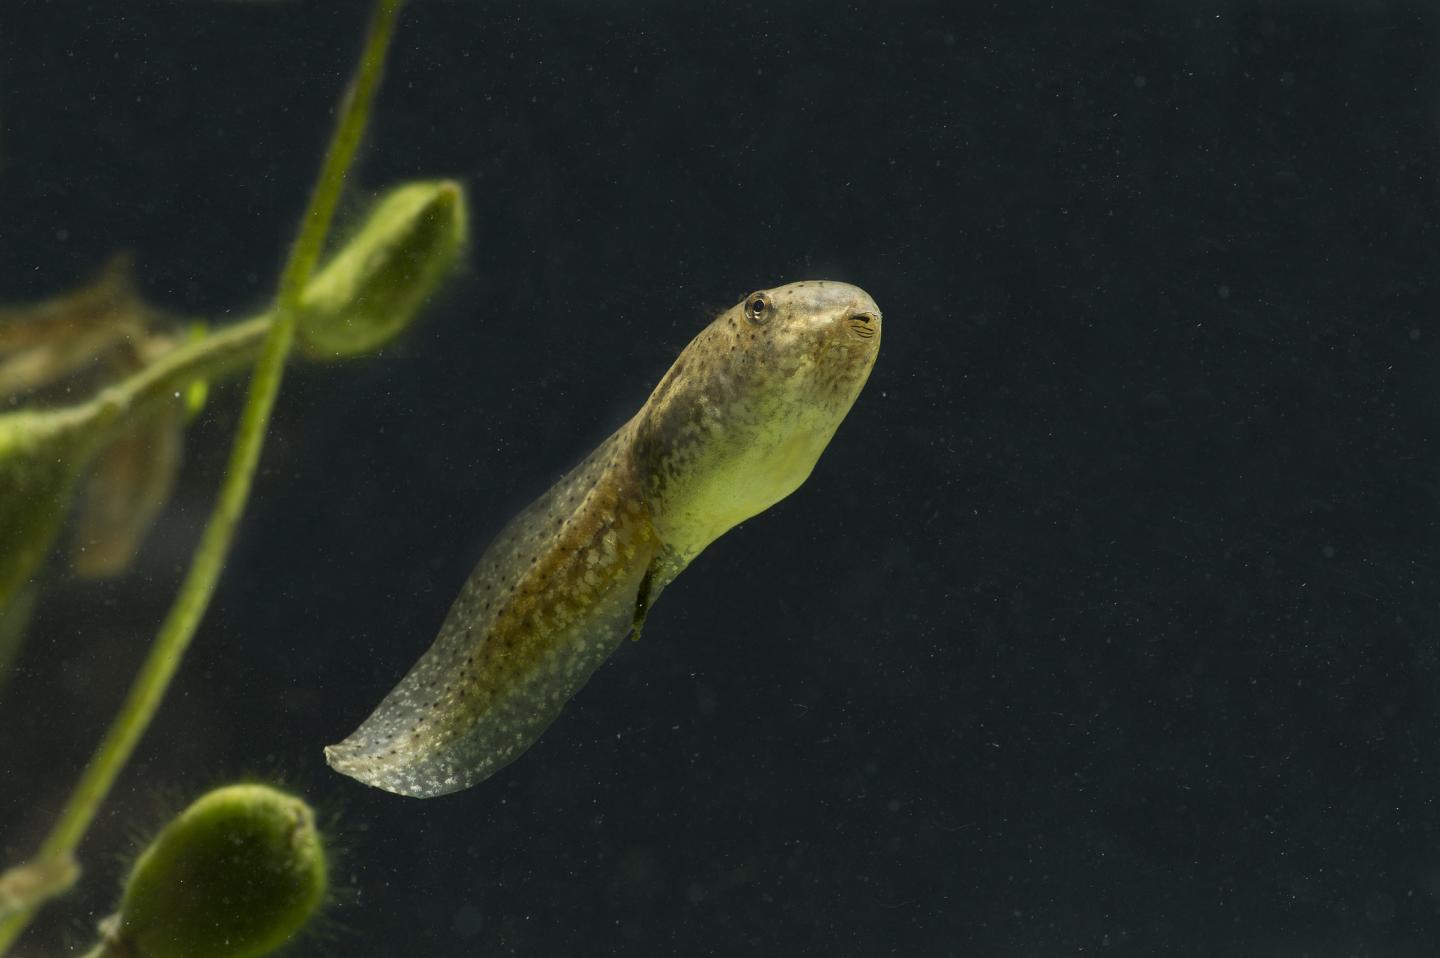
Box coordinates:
[88,315,271,439]
[0,1,405,952]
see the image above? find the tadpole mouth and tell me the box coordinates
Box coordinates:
[845,309,880,341]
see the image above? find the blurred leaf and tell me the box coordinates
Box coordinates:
[0,407,105,611]
[70,400,185,580]
[0,579,37,700]
[0,255,148,400]
[298,179,467,358]
[0,179,466,608]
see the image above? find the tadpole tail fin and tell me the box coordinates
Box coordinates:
[325,425,661,798]
[323,578,640,797]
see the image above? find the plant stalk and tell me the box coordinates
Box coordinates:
[0,0,405,951]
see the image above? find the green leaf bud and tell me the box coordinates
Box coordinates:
[298,179,467,358]
[112,784,327,958]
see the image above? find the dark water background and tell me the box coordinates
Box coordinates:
[3,0,1439,955]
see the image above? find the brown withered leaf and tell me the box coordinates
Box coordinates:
[0,253,191,580]
[0,254,151,400]
[70,397,185,579]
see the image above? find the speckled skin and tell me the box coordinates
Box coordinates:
[325,281,881,797]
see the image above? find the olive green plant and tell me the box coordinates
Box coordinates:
[88,784,328,958]
[0,0,457,952]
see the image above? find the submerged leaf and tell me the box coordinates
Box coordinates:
[0,255,149,400]
[0,407,105,611]
[0,181,464,606]
[0,579,37,697]
[70,399,185,579]
[298,179,467,358]
[0,259,200,592]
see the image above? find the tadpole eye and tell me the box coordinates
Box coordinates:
[744,293,771,323]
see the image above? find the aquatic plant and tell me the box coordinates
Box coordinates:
[91,784,327,958]
[0,0,448,952]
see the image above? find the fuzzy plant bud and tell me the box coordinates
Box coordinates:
[298,179,468,358]
[109,784,327,958]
